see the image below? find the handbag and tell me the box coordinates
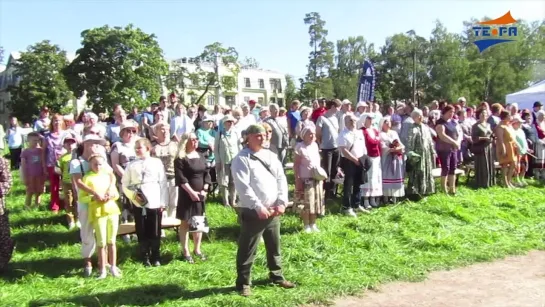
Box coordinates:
[189,196,209,233]
[311,165,328,181]
[129,166,148,208]
[189,214,209,233]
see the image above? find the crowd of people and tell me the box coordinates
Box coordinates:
[0,93,541,296]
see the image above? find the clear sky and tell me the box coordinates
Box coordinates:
[1,0,544,79]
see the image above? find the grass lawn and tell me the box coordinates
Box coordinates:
[1,170,545,307]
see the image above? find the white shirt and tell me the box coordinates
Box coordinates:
[122,157,168,209]
[338,128,367,158]
[170,114,193,138]
[236,114,256,133]
[231,147,288,210]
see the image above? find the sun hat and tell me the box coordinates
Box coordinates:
[222,115,236,122]
[82,134,106,146]
[120,121,136,132]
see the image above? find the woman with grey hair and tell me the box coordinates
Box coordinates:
[406,109,436,198]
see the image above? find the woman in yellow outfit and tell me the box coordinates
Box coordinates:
[79,154,121,279]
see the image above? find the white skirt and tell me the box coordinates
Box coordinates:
[361,156,383,197]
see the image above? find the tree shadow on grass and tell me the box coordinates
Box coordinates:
[28,284,237,307]
[209,224,301,242]
[1,257,83,282]
[11,214,66,228]
[13,229,80,253]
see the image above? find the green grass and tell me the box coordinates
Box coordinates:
[1,170,545,307]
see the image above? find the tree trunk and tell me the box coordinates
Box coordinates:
[195,82,212,105]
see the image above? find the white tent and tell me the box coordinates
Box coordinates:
[505,80,545,110]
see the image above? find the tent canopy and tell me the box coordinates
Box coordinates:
[506,80,545,110]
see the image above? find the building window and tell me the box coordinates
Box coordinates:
[207,95,215,106]
[244,78,251,88]
[269,78,283,93]
[277,98,284,107]
[225,95,235,106]
[258,97,264,104]
[258,79,264,89]
[244,96,250,102]
[270,97,276,104]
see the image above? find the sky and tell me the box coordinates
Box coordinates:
[1,0,544,79]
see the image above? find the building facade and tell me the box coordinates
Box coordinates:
[164,57,287,108]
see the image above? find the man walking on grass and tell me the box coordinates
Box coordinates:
[231,124,295,297]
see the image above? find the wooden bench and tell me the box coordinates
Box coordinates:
[463,162,501,183]
[118,217,182,236]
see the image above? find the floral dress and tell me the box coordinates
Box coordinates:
[406,123,435,196]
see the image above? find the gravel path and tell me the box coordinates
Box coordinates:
[334,251,545,307]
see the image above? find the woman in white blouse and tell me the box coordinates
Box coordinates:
[122,138,168,267]
[379,117,405,204]
[294,126,324,233]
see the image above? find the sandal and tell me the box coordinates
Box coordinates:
[182,255,195,264]
[194,252,207,261]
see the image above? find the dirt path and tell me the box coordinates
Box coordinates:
[334,251,545,307]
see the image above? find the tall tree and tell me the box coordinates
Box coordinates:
[240,56,260,69]
[189,42,239,106]
[330,36,379,102]
[8,40,73,123]
[284,74,298,104]
[63,24,169,112]
[426,20,470,102]
[304,12,335,98]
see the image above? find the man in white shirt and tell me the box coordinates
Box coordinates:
[170,103,194,141]
[236,104,256,133]
[336,99,352,132]
[231,124,295,297]
[338,114,369,216]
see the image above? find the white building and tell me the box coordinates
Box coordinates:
[164,57,287,108]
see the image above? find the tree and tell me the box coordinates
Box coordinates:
[284,74,298,104]
[240,56,260,69]
[190,42,239,106]
[304,12,335,98]
[426,21,471,103]
[63,24,169,113]
[8,40,73,123]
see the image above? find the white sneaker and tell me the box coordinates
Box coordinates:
[311,224,320,232]
[83,266,92,278]
[75,221,81,229]
[344,208,357,217]
[110,266,122,278]
[68,222,76,230]
[304,225,312,233]
[356,206,370,214]
[97,270,107,279]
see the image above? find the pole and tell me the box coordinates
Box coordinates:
[314,39,318,100]
[413,49,417,106]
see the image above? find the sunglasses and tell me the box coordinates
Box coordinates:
[266,130,272,133]
[89,131,100,135]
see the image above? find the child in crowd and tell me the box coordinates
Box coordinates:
[56,135,79,229]
[78,154,121,279]
[20,132,46,209]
